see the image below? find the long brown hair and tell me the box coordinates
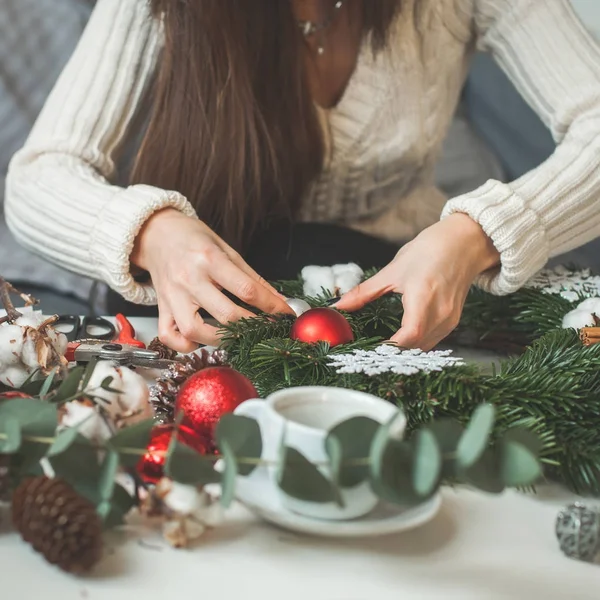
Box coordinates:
[132,1,403,248]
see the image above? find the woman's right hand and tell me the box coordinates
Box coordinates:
[131,209,292,352]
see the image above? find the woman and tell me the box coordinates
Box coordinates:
[5,0,600,352]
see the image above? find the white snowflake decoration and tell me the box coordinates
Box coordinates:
[525,266,600,302]
[328,345,464,377]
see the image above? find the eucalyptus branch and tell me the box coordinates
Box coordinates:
[0,430,459,468]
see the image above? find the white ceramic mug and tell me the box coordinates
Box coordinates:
[234,386,406,521]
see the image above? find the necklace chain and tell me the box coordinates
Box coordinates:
[295,0,345,55]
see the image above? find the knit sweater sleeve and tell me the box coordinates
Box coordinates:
[4,0,197,305]
[441,0,600,295]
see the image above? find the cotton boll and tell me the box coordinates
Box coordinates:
[0,324,33,387]
[554,265,571,276]
[14,313,44,328]
[0,324,24,366]
[562,309,597,330]
[163,518,206,548]
[82,361,152,427]
[118,366,153,420]
[163,481,206,515]
[0,366,31,388]
[199,501,225,528]
[80,361,120,404]
[44,326,68,358]
[61,401,112,443]
[302,266,336,297]
[332,263,364,295]
[576,298,600,314]
[0,314,68,388]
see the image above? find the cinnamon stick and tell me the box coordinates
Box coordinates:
[580,326,600,346]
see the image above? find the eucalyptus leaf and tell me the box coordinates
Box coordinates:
[165,437,220,486]
[215,414,262,477]
[370,439,421,506]
[97,500,111,521]
[47,427,82,457]
[53,366,85,403]
[500,437,542,487]
[502,427,543,457]
[412,429,441,498]
[218,439,237,508]
[460,447,505,494]
[369,412,410,500]
[456,404,495,470]
[108,419,155,468]
[0,397,57,433]
[324,435,345,507]
[0,398,56,471]
[19,371,45,396]
[326,416,380,488]
[38,368,59,398]
[100,485,137,529]
[19,369,41,390]
[49,433,102,504]
[0,417,22,453]
[100,376,120,394]
[277,447,337,504]
[427,419,463,480]
[99,450,120,503]
[81,356,99,392]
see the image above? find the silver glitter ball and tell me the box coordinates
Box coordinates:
[286,298,312,317]
[556,503,600,562]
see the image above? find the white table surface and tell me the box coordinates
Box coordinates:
[2,317,600,600]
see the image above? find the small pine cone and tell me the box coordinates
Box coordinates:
[149,380,180,425]
[12,476,103,574]
[148,337,178,361]
[150,349,229,423]
[0,454,11,502]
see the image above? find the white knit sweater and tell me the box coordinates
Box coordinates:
[5,0,600,305]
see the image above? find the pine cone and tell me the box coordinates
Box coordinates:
[12,476,103,574]
[148,337,178,361]
[0,454,11,502]
[150,349,228,424]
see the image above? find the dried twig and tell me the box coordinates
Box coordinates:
[0,276,23,325]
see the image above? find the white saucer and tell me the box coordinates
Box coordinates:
[235,469,442,538]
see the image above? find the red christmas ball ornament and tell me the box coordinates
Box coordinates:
[290,307,354,347]
[175,367,257,452]
[0,391,31,400]
[137,423,208,484]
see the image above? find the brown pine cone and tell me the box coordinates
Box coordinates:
[150,349,228,424]
[12,476,103,574]
[148,337,178,361]
[0,454,11,502]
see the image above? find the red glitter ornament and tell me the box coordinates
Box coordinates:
[175,367,257,452]
[290,307,354,347]
[137,424,208,484]
[0,391,31,400]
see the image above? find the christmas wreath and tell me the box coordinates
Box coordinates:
[0,266,599,575]
[221,265,600,496]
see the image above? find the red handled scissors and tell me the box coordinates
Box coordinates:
[62,313,147,362]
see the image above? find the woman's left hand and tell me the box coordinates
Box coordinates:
[335,214,500,350]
